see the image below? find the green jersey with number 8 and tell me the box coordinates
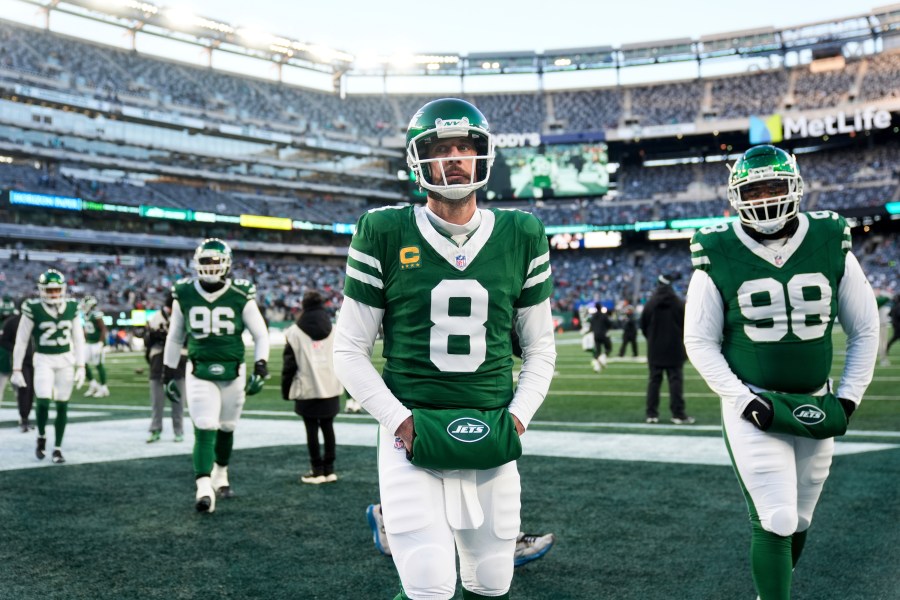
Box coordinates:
[690,211,850,393]
[171,278,254,363]
[343,205,553,411]
[21,299,80,355]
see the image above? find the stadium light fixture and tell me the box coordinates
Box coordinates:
[163,6,198,30]
[237,27,275,48]
[389,52,416,69]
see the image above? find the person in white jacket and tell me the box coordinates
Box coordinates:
[683,145,878,600]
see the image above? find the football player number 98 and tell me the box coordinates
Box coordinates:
[737,273,832,342]
[429,280,488,372]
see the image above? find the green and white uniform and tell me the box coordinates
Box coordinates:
[163,278,269,434]
[83,308,106,366]
[335,204,557,599]
[14,299,85,401]
[684,212,878,598]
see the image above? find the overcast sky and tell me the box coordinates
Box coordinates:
[181,0,870,55]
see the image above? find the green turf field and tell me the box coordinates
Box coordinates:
[1,331,898,599]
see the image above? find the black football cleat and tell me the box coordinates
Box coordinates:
[36,437,47,460]
[52,449,65,464]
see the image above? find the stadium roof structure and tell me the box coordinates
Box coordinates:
[13,0,900,82]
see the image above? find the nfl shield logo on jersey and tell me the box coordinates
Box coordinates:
[455,254,467,268]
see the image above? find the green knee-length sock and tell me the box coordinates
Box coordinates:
[193,428,217,477]
[96,364,107,385]
[36,398,51,436]
[751,519,793,600]
[54,402,69,446]
[215,429,234,466]
[792,529,808,568]
[85,365,94,382]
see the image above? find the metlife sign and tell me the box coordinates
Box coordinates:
[783,108,892,139]
[750,108,893,143]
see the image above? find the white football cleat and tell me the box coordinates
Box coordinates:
[590,359,601,373]
[598,353,608,368]
[211,463,234,498]
[514,532,556,567]
[195,476,215,513]
[95,384,110,398]
[84,380,99,397]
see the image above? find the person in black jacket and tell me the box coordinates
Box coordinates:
[1,308,35,432]
[640,274,694,424]
[589,305,614,372]
[618,306,639,358]
[282,291,344,484]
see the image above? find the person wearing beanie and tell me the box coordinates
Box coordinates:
[282,290,344,484]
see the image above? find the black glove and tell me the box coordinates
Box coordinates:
[742,397,774,431]
[838,397,856,421]
[253,359,269,379]
[163,366,180,403]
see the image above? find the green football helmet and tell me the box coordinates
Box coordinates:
[81,295,98,314]
[37,269,66,306]
[727,145,804,235]
[193,238,232,282]
[0,295,16,318]
[406,98,494,200]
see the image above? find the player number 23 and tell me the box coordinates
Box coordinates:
[737,273,831,342]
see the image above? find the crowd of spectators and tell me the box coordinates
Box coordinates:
[4,20,900,137]
[2,231,897,328]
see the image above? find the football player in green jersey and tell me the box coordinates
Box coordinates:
[12,270,86,464]
[163,238,270,513]
[80,295,110,398]
[684,145,879,600]
[334,98,557,600]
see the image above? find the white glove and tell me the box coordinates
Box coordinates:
[74,365,86,390]
[10,370,26,389]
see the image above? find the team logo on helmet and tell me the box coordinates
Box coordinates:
[447,418,490,443]
[793,405,826,426]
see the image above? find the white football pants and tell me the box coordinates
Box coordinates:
[378,425,520,600]
[33,352,75,401]
[722,398,833,537]
[185,363,246,432]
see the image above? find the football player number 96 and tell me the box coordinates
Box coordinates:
[737,273,832,342]
[429,280,488,372]
[188,306,236,337]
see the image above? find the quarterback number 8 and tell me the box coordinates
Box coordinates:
[430,280,488,372]
[737,273,831,342]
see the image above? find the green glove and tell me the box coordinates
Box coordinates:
[245,359,268,396]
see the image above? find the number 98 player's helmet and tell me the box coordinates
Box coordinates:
[193,238,232,283]
[406,98,495,200]
[727,145,804,235]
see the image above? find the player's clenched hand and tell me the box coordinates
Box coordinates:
[838,397,856,421]
[742,397,773,431]
[395,415,415,453]
[74,365,86,390]
[10,370,26,389]
[512,414,525,436]
[245,359,268,396]
[163,366,181,403]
